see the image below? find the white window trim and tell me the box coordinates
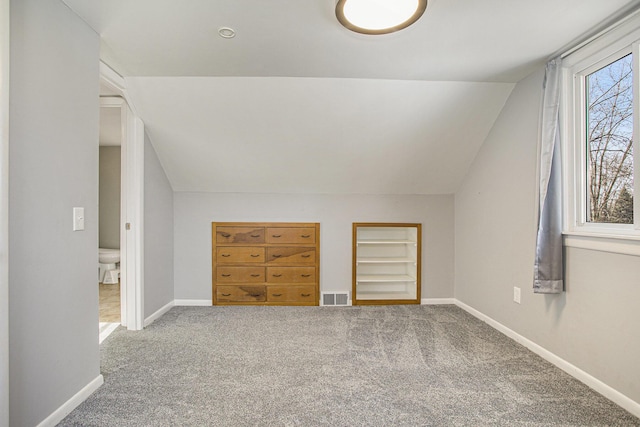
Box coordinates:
[562,13,640,256]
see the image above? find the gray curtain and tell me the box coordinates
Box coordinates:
[534,57,564,294]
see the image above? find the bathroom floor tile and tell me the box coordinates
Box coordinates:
[99,281,121,323]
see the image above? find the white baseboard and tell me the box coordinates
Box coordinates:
[421,298,456,305]
[173,299,212,306]
[36,374,103,427]
[99,323,120,344]
[144,300,175,327]
[454,299,640,419]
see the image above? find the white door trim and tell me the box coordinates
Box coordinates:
[100,62,144,331]
[123,108,145,330]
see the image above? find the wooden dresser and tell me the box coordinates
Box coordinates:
[212,222,320,306]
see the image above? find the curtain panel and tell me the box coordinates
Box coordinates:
[534,57,564,294]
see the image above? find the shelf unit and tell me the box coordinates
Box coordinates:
[352,223,421,305]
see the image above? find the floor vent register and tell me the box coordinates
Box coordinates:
[321,292,350,306]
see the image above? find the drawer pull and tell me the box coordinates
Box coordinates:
[272,234,282,238]
[272,274,282,277]
[249,293,262,297]
[301,274,311,277]
[220,232,231,237]
[301,254,311,258]
[221,293,231,297]
[250,274,261,277]
[272,293,282,297]
[221,274,231,277]
[250,254,260,258]
[301,293,311,297]
[301,234,311,238]
[250,234,261,238]
[272,255,282,258]
[221,254,231,257]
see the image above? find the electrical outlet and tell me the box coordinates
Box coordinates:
[513,286,521,304]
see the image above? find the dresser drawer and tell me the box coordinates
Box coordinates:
[267,285,316,303]
[217,285,266,302]
[267,266,316,283]
[266,227,316,244]
[216,227,265,244]
[217,266,265,283]
[266,247,315,264]
[216,247,265,264]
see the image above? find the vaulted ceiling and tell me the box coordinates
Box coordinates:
[65,0,638,194]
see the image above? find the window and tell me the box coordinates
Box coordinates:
[563,19,640,241]
[585,53,634,224]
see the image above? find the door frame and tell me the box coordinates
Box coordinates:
[100,62,145,331]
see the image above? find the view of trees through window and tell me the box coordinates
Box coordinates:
[586,53,634,224]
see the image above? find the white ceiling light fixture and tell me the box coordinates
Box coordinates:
[218,27,236,39]
[336,0,427,35]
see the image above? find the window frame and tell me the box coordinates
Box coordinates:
[562,18,640,250]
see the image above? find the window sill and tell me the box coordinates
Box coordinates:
[563,231,640,257]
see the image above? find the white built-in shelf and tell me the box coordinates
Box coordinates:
[356,257,414,264]
[357,239,416,245]
[356,274,416,282]
[353,223,421,305]
[356,291,417,300]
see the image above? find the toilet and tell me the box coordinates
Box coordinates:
[99,248,120,284]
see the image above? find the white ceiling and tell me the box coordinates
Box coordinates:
[64,0,639,194]
[126,77,513,193]
[64,0,638,82]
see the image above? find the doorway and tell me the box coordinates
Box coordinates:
[99,62,145,332]
[98,98,122,340]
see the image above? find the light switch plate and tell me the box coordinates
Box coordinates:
[73,207,85,231]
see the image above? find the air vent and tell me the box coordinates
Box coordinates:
[321,292,350,306]
[335,293,349,305]
[322,293,335,306]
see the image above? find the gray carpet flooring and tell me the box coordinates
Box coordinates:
[60,305,640,426]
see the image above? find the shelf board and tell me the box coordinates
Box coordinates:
[356,274,415,282]
[356,257,414,264]
[356,239,416,245]
[355,291,417,300]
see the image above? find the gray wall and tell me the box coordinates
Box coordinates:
[1,0,9,423]
[455,67,640,403]
[174,192,454,301]
[99,146,121,249]
[8,0,100,425]
[144,133,174,317]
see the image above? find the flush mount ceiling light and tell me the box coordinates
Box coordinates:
[218,27,236,39]
[336,0,427,35]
